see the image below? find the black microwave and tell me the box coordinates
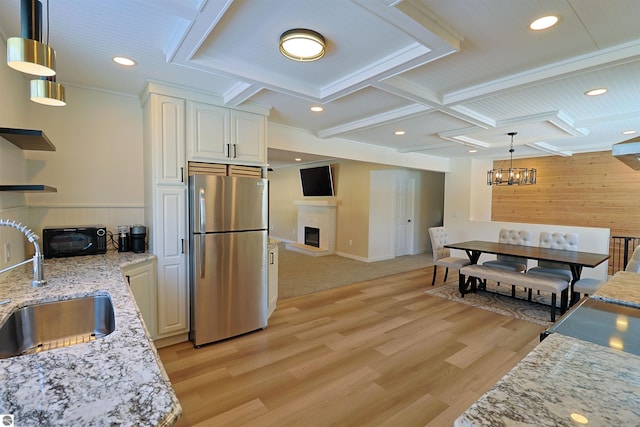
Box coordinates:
[42,226,107,258]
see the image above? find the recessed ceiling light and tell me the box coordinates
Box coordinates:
[529,15,559,30]
[585,88,607,96]
[394,130,405,136]
[113,56,137,67]
[468,149,477,153]
[294,158,302,162]
[622,130,637,135]
[310,106,323,112]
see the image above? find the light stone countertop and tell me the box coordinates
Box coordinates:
[0,251,181,426]
[592,270,640,308]
[454,333,640,427]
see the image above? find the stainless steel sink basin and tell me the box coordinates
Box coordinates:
[0,295,115,359]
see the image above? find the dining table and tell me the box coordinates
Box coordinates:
[445,240,610,304]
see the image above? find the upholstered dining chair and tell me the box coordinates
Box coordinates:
[483,229,531,272]
[574,244,640,297]
[527,232,578,281]
[428,226,471,286]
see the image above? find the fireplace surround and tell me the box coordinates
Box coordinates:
[285,199,337,256]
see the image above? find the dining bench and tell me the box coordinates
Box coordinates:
[459,264,570,321]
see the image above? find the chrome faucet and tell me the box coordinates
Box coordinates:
[0,219,46,287]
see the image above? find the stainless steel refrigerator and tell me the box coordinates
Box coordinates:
[188,174,268,346]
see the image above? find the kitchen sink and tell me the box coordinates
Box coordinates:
[0,295,115,359]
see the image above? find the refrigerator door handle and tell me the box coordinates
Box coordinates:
[198,188,206,231]
[199,236,206,278]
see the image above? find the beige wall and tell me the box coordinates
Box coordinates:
[268,159,445,260]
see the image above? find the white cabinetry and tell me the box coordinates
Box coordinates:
[268,243,278,318]
[142,90,189,346]
[123,259,158,340]
[187,101,266,165]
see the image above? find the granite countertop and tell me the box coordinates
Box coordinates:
[592,270,640,308]
[0,251,181,426]
[454,333,640,427]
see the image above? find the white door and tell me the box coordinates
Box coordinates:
[368,170,395,261]
[395,176,415,256]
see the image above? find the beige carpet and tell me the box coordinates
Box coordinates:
[425,280,556,326]
[277,243,433,299]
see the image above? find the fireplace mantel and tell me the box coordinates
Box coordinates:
[294,199,338,207]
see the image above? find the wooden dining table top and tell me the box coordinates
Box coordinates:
[445,240,610,268]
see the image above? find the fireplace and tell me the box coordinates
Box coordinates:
[285,199,337,256]
[304,226,320,248]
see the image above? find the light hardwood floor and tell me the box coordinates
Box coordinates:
[158,267,545,426]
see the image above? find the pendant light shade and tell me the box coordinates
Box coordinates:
[30,77,65,106]
[7,36,56,76]
[6,0,56,77]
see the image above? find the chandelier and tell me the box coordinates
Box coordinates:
[487,132,536,186]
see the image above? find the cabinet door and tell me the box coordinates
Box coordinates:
[156,187,189,337]
[153,95,185,185]
[124,259,158,340]
[230,110,265,164]
[186,101,230,162]
[268,245,278,318]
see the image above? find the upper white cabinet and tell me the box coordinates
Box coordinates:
[230,110,266,164]
[187,101,229,161]
[146,94,186,185]
[187,101,266,165]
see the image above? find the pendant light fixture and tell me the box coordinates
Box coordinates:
[7,0,56,76]
[279,29,326,61]
[487,132,537,186]
[30,76,66,106]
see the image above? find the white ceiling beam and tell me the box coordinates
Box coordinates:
[224,83,264,107]
[444,40,640,105]
[318,104,431,139]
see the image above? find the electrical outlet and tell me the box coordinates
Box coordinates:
[349,239,353,246]
[4,243,10,263]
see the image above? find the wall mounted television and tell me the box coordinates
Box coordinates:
[300,165,334,196]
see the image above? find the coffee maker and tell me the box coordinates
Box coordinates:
[117,225,129,252]
[130,225,147,253]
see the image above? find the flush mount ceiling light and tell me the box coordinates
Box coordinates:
[310,106,324,112]
[279,29,325,62]
[487,132,536,186]
[7,0,56,76]
[30,76,65,106]
[529,15,559,30]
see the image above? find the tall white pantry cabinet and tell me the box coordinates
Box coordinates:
[141,82,271,346]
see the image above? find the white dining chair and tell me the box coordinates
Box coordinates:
[527,232,578,281]
[483,229,531,272]
[574,244,640,297]
[428,226,471,286]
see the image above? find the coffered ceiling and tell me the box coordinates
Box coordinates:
[1,0,640,168]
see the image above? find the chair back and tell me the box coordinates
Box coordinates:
[538,232,578,269]
[497,229,531,264]
[428,227,451,263]
[625,245,640,273]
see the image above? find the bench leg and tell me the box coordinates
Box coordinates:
[444,267,449,282]
[431,265,438,286]
[458,272,466,297]
[550,293,557,322]
[511,285,516,298]
[560,289,568,315]
[528,288,532,301]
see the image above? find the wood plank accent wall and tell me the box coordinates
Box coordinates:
[491,151,640,237]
